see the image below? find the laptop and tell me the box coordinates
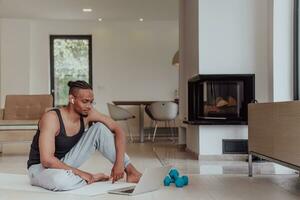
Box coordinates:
[108,166,171,196]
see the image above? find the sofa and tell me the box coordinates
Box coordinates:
[0,94,53,154]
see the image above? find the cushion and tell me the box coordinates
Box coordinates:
[3,95,53,120]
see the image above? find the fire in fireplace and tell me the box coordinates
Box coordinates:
[187,74,255,125]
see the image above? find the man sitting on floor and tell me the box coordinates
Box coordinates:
[27,80,141,191]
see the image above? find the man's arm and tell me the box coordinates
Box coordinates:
[86,108,126,183]
[38,112,97,184]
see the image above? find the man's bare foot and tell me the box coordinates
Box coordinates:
[93,173,110,182]
[126,172,142,183]
[125,164,142,183]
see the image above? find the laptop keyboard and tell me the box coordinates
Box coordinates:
[122,188,135,193]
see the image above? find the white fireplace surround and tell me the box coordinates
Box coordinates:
[180,0,293,156]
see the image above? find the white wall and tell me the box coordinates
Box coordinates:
[179,0,273,154]
[0,19,179,136]
[197,0,273,155]
[0,19,31,104]
[199,0,273,102]
[181,0,274,156]
[193,0,293,156]
[179,0,199,120]
[199,126,248,155]
[29,20,179,111]
[197,0,293,103]
[273,0,293,101]
[179,0,199,153]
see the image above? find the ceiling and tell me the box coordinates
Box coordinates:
[0,0,178,21]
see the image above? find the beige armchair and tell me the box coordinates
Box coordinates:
[0,94,53,154]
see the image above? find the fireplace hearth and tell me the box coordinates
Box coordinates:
[186,74,255,125]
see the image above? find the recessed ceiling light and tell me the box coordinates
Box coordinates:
[139,18,144,22]
[83,8,92,12]
[98,18,103,22]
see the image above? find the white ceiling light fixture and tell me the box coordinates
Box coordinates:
[98,18,102,21]
[82,8,92,12]
[139,18,144,22]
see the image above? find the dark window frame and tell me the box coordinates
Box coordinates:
[294,0,299,100]
[49,35,93,105]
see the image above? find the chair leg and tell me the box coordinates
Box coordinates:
[167,121,174,143]
[152,121,158,142]
[148,120,154,140]
[0,143,2,154]
[125,121,133,143]
[171,120,176,143]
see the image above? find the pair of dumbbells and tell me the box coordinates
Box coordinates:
[164,168,189,188]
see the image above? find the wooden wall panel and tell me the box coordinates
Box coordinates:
[248,101,300,166]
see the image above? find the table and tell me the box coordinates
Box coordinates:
[112,101,156,143]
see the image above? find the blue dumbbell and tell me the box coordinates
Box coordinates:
[163,176,172,186]
[169,169,179,180]
[175,177,185,188]
[165,168,189,188]
[182,176,189,186]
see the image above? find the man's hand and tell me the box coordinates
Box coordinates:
[110,161,125,183]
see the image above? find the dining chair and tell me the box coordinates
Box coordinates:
[145,104,155,140]
[107,103,135,142]
[147,101,178,142]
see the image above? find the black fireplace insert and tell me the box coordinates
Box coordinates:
[187,74,255,125]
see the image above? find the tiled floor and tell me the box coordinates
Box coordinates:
[0,142,299,200]
[153,145,298,176]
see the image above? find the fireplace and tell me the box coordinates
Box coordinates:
[187,74,255,125]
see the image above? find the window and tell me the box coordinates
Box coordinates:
[50,35,92,106]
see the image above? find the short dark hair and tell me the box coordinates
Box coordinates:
[68,80,92,96]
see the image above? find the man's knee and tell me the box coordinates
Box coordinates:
[92,122,107,129]
[91,122,113,136]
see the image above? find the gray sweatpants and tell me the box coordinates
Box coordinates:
[28,122,131,191]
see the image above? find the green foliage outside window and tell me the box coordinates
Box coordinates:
[54,39,89,106]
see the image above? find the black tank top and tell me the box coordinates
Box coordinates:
[27,109,85,169]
